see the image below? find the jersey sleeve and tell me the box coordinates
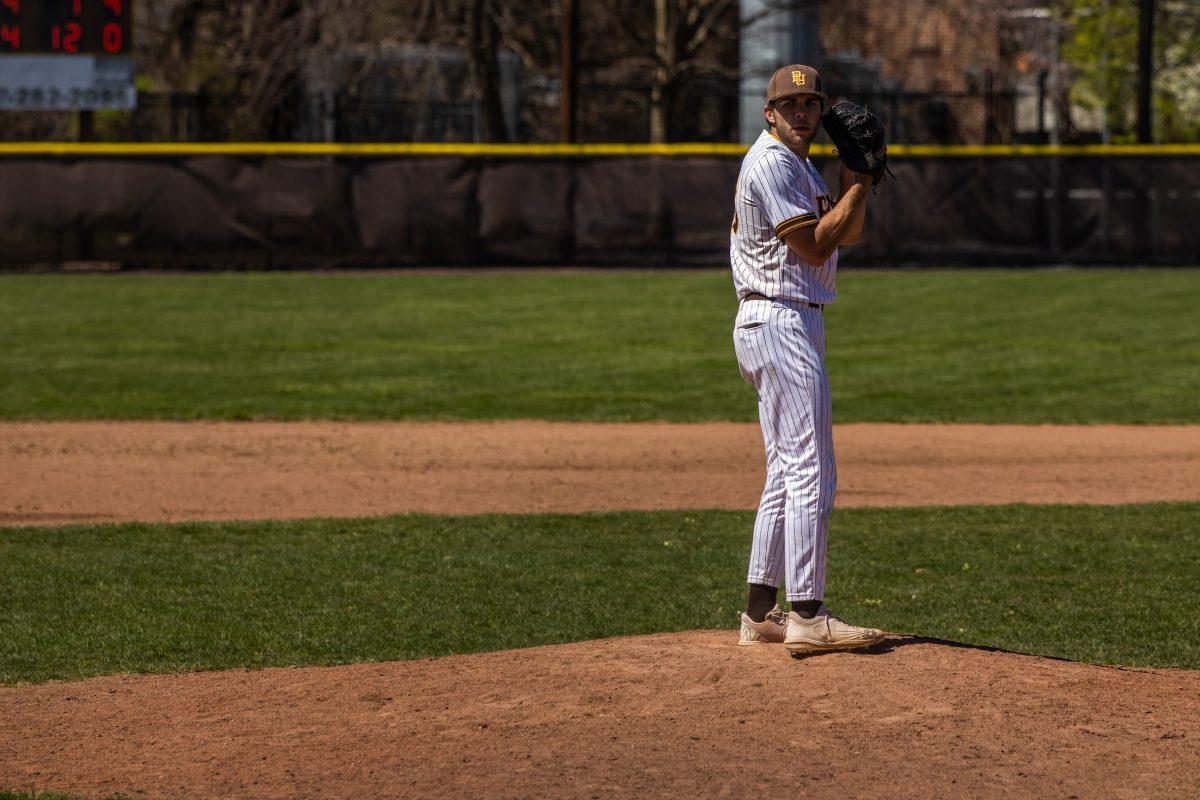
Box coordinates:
[746,150,818,240]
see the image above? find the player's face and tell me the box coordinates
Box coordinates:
[767,95,823,150]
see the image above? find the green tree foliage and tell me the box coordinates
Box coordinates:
[1061,0,1200,142]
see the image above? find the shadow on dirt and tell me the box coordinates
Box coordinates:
[788,634,1080,664]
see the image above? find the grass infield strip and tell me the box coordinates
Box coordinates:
[1,503,1197,685]
[1,269,1198,423]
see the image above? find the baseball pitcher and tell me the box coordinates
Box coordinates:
[732,64,889,654]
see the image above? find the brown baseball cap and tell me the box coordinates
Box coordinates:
[766,64,828,103]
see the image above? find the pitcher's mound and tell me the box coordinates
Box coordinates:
[2,632,1197,799]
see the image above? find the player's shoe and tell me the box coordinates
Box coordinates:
[737,604,788,646]
[783,605,885,654]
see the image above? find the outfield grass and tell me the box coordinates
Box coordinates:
[2,503,1197,684]
[1,269,1197,422]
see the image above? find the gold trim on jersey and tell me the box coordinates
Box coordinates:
[775,213,818,238]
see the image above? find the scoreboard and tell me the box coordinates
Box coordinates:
[1,0,132,55]
[0,0,134,109]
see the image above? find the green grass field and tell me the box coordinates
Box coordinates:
[2,269,1198,690]
[1,269,1197,422]
[3,503,1198,685]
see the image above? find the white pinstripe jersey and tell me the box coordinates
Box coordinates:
[729,130,838,304]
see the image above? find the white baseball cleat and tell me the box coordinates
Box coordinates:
[737,604,788,646]
[783,605,885,654]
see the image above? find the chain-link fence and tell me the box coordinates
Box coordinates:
[1,84,1052,145]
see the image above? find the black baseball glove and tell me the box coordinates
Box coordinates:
[821,100,894,188]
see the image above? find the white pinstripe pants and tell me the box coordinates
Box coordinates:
[733,298,836,601]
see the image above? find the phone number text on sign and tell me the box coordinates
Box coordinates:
[0,84,134,109]
[1,0,131,55]
[0,55,136,109]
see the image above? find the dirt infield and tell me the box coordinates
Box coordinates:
[3,421,1200,526]
[3,632,1198,799]
[4,421,1200,798]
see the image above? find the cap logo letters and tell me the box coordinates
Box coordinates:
[792,71,805,87]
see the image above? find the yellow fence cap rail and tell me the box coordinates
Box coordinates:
[0,142,747,157]
[0,142,1198,158]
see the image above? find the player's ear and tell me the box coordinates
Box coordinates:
[763,103,775,128]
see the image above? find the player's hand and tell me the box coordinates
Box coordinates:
[839,163,871,193]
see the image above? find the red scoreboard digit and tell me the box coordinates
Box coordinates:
[0,0,132,54]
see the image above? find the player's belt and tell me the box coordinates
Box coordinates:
[743,292,823,310]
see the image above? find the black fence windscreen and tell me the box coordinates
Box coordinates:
[1,156,1197,268]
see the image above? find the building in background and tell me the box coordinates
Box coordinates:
[739,0,1102,145]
